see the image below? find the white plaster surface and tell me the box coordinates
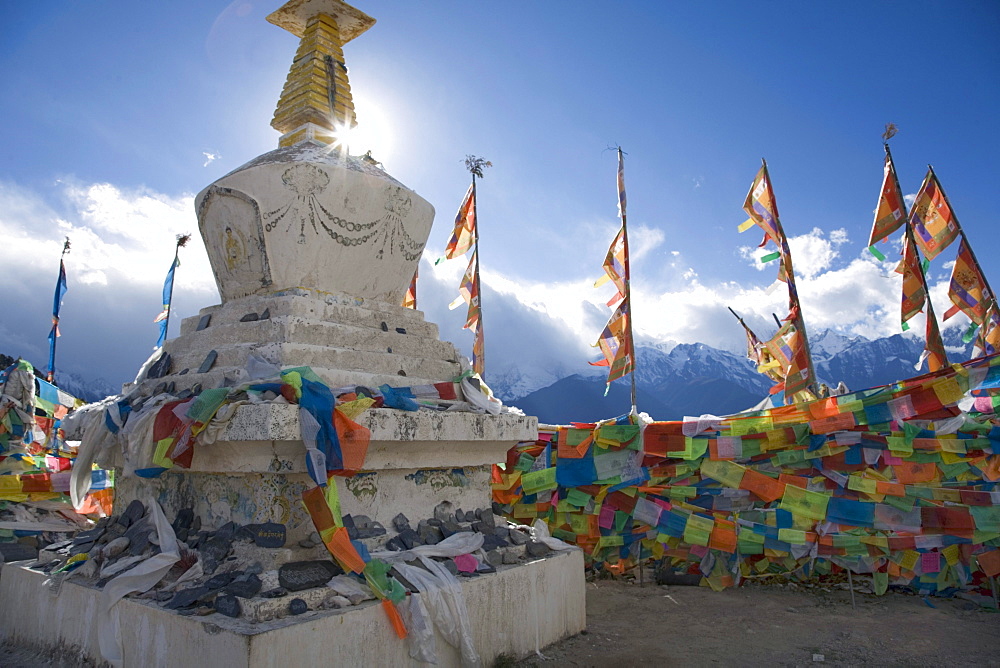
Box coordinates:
[0,550,586,667]
[196,142,433,305]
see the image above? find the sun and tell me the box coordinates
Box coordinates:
[329,93,394,164]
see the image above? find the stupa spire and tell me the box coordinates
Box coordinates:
[267,0,375,148]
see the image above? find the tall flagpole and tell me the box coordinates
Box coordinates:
[885,141,947,368]
[465,155,491,377]
[760,158,818,397]
[46,237,71,384]
[618,147,638,414]
[160,234,191,348]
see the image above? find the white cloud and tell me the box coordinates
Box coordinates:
[202,151,221,167]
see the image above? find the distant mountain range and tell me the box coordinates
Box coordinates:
[0,352,118,403]
[2,328,976,420]
[497,329,974,424]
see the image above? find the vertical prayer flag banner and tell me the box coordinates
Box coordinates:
[448,252,480,330]
[898,233,927,326]
[947,238,993,325]
[922,303,949,372]
[742,166,783,249]
[594,227,627,306]
[440,184,476,261]
[764,314,812,399]
[909,169,959,261]
[868,153,906,248]
[591,150,635,390]
[47,258,68,380]
[590,302,634,383]
[402,267,417,309]
[154,256,179,349]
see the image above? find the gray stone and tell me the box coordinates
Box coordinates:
[246,522,286,548]
[508,529,530,546]
[239,312,259,322]
[417,524,444,546]
[214,594,241,618]
[391,513,410,533]
[485,549,502,567]
[427,518,443,528]
[433,501,454,523]
[398,528,422,550]
[355,522,386,539]
[501,549,520,565]
[442,560,459,576]
[525,541,551,558]
[205,571,240,590]
[260,587,287,598]
[118,499,146,528]
[395,327,406,334]
[165,586,210,610]
[298,537,318,549]
[146,352,172,379]
[477,510,496,532]
[200,536,232,564]
[352,515,372,529]
[196,314,211,331]
[224,574,262,599]
[478,562,496,574]
[385,537,405,552]
[102,537,130,559]
[197,350,218,374]
[278,560,341,592]
[389,568,419,593]
[289,598,308,615]
[215,522,238,541]
[260,308,271,320]
[440,521,461,538]
[380,321,389,332]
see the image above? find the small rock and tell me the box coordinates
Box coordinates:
[246,522,286,548]
[146,352,172,380]
[260,587,287,599]
[197,350,218,374]
[380,322,389,332]
[196,314,211,331]
[260,308,270,320]
[418,524,444,546]
[166,586,210,610]
[215,595,241,618]
[525,541,551,558]
[398,528,422,550]
[239,313,259,322]
[279,560,342,592]
[205,571,240,590]
[102,537,130,559]
[433,501,454,523]
[485,549,503,567]
[812,654,825,663]
[120,500,146,528]
[508,529,530,546]
[395,327,406,334]
[225,574,262,599]
[289,598,308,615]
[392,513,411,533]
[501,549,520,565]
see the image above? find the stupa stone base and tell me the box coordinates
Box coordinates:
[0,550,586,667]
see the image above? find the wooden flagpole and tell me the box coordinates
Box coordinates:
[760,158,818,398]
[619,147,638,414]
[465,155,491,377]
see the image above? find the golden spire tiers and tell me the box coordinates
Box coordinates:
[268,0,375,147]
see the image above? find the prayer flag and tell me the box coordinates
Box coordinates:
[591,149,636,391]
[764,312,813,400]
[440,184,476,261]
[897,232,927,327]
[402,267,417,309]
[46,258,68,382]
[155,256,179,349]
[909,169,959,261]
[590,302,634,384]
[868,153,906,248]
[448,252,484,375]
[946,238,993,325]
[920,300,949,372]
[742,166,783,249]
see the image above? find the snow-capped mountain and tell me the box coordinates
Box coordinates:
[501,329,977,424]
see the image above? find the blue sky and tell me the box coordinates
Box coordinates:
[1,1,998,393]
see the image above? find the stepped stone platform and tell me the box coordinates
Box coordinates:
[0,550,585,667]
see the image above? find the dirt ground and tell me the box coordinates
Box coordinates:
[524,578,1000,667]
